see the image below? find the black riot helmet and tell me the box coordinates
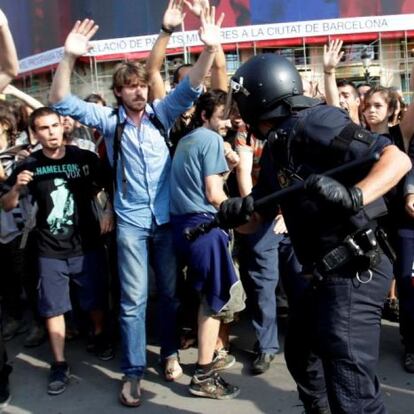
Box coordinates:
[231,54,315,126]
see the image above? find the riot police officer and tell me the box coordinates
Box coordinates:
[219,54,411,413]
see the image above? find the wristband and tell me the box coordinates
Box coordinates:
[161,25,174,35]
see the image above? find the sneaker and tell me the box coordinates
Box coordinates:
[251,352,275,375]
[189,371,240,400]
[48,362,70,395]
[212,348,236,371]
[404,352,414,373]
[2,318,29,341]
[24,324,47,348]
[87,333,114,361]
[0,365,12,409]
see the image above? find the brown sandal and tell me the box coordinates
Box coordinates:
[119,376,141,407]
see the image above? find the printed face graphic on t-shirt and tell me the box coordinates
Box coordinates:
[46,178,74,235]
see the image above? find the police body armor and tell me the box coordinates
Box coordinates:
[265,103,390,275]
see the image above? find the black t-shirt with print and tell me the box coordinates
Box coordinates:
[4,146,104,259]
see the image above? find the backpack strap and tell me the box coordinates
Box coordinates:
[112,105,174,197]
[112,108,127,196]
[148,103,174,156]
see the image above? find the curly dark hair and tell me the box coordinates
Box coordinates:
[190,89,228,129]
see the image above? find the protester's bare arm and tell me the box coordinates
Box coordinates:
[49,19,99,104]
[0,9,19,92]
[323,39,343,108]
[182,0,229,91]
[235,147,253,197]
[187,5,224,88]
[3,84,43,109]
[147,0,186,100]
[357,145,411,205]
[205,174,227,209]
[211,44,228,92]
[225,150,239,172]
[184,1,227,90]
[0,170,33,211]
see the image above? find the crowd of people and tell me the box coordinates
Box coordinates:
[1,1,414,413]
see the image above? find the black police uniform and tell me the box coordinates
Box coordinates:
[253,103,392,413]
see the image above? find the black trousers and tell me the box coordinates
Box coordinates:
[283,252,392,414]
[0,304,10,384]
[394,230,414,352]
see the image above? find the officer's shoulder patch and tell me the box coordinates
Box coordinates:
[353,128,375,147]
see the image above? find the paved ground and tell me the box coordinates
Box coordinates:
[3,317,414,414]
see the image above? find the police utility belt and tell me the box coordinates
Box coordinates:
[316,225,393,282]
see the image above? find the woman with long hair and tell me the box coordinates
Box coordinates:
[363,85,414,374]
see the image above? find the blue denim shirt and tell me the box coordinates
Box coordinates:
[52,76,202,228]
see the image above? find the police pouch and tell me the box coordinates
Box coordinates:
[319,227,381,275]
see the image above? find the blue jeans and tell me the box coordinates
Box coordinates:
[117,220,179,378]
[238,221,282,354]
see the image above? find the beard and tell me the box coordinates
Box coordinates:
[123,97,147,113]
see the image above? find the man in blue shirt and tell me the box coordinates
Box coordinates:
[49,5,225,407]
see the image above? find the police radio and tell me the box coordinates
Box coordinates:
[266,127,292,179]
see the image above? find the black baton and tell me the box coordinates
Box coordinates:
[184,152,380,241]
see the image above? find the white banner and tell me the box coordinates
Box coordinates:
[19,14,414,74]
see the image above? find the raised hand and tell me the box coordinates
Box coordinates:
[184,0,209,18]
[163,0,186,31]
[64,19,99,58]
[323,39,344,73]
[198,5,224,48]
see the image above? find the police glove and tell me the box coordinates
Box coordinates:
[217,195,255,228]
[305,175,363,213]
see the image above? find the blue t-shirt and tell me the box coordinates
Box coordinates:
[170,127,228,215]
